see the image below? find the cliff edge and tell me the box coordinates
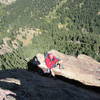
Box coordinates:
[37,50,100,86]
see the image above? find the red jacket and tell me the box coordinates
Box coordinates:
[45,54,59,69]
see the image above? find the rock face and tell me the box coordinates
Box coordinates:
[0,88,16,100]
[37,50,100,87]
[0,69,100,100]
[0,0,16,5]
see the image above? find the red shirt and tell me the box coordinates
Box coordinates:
[45,54,59,69]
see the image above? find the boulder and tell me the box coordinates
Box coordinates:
[0,88,16,100]
[37,50,100,86]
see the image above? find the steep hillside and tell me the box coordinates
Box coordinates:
[0,0,100,70]
[0,1,100,99]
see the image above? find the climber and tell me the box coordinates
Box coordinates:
[45,53,63,73]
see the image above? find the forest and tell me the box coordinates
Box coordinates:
[0,0,100,70]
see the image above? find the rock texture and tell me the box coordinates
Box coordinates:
[0,88,16,100]
[0,0,16,5]
[37,50,100,87]
[0,69,100,100]
[0,28,42,55]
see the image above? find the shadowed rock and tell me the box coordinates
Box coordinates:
[0,69,100,100]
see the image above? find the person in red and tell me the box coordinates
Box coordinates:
[45,53,63,73]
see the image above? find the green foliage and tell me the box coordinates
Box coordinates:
[51,0,100,60]
[57,0,100,34]
[0,48,28,70]
[0,0,100,70]
[0,0,59,41]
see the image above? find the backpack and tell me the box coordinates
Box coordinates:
[32,56,40,65]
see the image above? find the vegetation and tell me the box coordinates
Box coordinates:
[0,0,100,70]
